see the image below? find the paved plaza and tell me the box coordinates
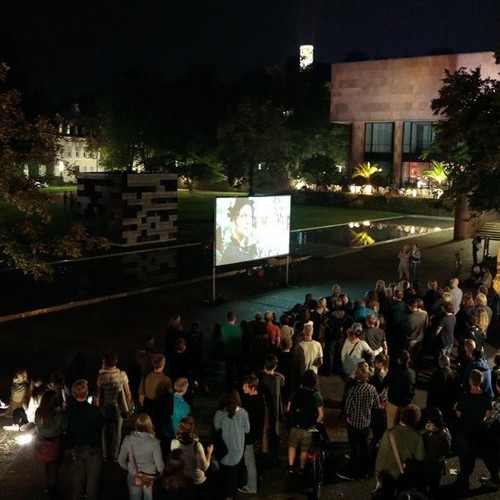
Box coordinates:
[0,225,499,499]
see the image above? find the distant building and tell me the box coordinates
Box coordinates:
[330,51,498,186]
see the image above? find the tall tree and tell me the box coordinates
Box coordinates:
[98,69,170,171]
[217,98,285,194]
[0,64,105,278]
[431,53,500,213]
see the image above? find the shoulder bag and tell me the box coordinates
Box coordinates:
[388,430,424,492]
[130,441,157,489]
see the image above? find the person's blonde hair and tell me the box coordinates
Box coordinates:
[134,413,155,435]
[475,308,489,332]
[317,297,327,308]
[475,293,488,307]
[174,377,189,393]
[442,292,453,303]
[13,370,28,383]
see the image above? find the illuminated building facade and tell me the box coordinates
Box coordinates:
[330,52,498,186]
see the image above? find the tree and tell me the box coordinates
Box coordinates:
[431,53,500,213]
[217,98,285,194]
[0,64,106,279]
[422,160,448,187]
[98,69,170,171]
[352,162,380,185]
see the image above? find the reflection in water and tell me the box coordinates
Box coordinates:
[350,230,376,246]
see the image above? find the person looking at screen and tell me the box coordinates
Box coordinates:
[220,198,259,265]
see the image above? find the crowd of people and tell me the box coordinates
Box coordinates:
[0,259,499,499]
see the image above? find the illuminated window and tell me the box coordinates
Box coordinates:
[364,123,393,153]
[403,122,435,154]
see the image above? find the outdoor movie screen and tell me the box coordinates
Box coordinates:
[214,195,291,267]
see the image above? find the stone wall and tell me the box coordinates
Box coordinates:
[330,51,498,123]
[77,172,178,246]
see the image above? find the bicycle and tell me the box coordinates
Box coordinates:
[305,425,329,499]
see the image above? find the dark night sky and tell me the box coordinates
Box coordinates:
[2,0,500,101]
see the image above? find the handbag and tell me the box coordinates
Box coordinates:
[388,430,424,492]
[34,435,62,463]
[130,442,156,489]
[210,427,228,462]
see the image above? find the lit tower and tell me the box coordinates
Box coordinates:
[299,44,314,71]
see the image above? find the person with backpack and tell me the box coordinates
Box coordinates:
[286,370,324,475]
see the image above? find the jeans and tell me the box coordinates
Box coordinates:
[243,443,258,493]
[71,445,101,500]
[127,473,153,500]
[455,434,479,488]
[101,404,123,460]
[439,344,452,358]
[346,423,370,478]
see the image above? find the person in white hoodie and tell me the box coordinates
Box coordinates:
[118,413,164,500]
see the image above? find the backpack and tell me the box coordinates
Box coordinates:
[288,387,317,429]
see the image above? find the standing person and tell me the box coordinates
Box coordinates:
[264,311,281,349]
[165,314,184,359]
[95,352,132,462]
[384,350,416,429]
[434,302,456,358]
[341,323,377,382]
[296,323,323,376]
[410,243,421,282]
[286,370,324,475]
[1,369,30,419]
[472,235,482,266]
[449,278,463,316]
[138,353,173,450]
[171,378,191,438]
[260,354,285,443]
[67,379,103,500]
[337,367,380,481]
[35,389,68,500]
[454,369,492,492]
[374,404,425,495]
[422,407,452,498]
[170,417,213,498]
[221,311,244,389]
[398,244,411,281]
[239,376,266,495]
[118,413,164,500]
[213,390,250,500]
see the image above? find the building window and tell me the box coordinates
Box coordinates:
[403,122,435,155]
[364,123,393,153]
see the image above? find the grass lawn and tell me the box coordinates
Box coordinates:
[177,190,401,242]
[1,188,403,244]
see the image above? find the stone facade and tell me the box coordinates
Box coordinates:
[77,172,178,246]
[330,51,499,183]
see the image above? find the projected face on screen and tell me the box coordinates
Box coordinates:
[215,196,291,266]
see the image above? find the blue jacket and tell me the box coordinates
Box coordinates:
[462,358,494,399]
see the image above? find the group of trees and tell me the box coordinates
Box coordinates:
[91,63,348,192]
[2,49,500,276]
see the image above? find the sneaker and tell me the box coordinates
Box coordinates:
[336,471,355,481]
[344,453,350,459]
[480,476,491,483]
[287,466,294,475]
[237,486,256,494]
[19,423,34,432]
[3,424,19,431]
[0,400,8,409]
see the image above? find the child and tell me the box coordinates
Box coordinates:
[1,370,30,420]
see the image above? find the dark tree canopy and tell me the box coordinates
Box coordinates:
[431,51,500,212]
[0,64,106,279]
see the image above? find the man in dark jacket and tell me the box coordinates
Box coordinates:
[67,379,103,500]
[384,350,416,429]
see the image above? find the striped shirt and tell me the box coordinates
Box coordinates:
[97,368,128,406]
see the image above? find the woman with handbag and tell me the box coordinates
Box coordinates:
[34,389,68,499]
[118,413,164,500]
